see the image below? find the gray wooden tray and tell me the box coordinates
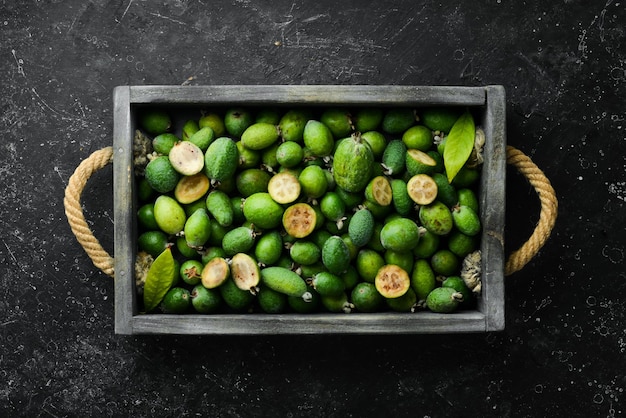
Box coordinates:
[112,85,506,335]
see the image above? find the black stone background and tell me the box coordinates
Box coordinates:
[1,1,625,417]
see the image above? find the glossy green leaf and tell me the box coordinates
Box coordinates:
[143,247,176,312]
[443,111,475,183]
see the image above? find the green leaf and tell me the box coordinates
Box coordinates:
[143,247,176,313]
[443,111,475,183]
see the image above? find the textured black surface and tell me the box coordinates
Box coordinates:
[1,1,625,417]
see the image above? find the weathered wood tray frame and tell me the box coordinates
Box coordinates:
[113,85,506,335]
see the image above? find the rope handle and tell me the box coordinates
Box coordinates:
[63,145,557,278]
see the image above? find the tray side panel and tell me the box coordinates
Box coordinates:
[113,86,136,335]
[478,85,507,331]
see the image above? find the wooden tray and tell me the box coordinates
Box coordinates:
[112,85,506,335]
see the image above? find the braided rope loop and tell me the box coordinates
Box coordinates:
[504,145,558,275]
[63,147,115,277]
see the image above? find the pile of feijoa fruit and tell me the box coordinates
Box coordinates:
[134,105,483,315]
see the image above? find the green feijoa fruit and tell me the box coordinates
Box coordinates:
[413,226,440,258]
[241,122,280,150]
[431,249,459,276]
[351,282,384,312]
[182,119,200,141]
[364,176,393,206]
[299,261,326,278]
[380,218,420,252]
[201,256,230,289]
[360,131,387,160]
[204,137,239,182]
[289,240,320,266]
[199,112,226,137]
[355,248,385,283]
[410,259,436,301]
[457,188,479,213]
[257,285,288,313]
[390,179,413,216]
[256,108,282,125]
[206,190,234,227]
[231,196,246,224]
[161,287,191,314]
[332,133,374,193]
[138,230,169,258]
[288,285,320,313]
[425,286,463,313]
[205,221,228,247]
[236,140,261,169]
[268,171,301,204]
[243,192,284,230]
[224,107,254,137]
[451,166,480,188]
[452,205,481,236]
[354,108,383,132]
[310,229,332,249]
[176,236,199,259]
[348,208,375,247]
[304,120,335,157]
[432,173,458,208]
[341,265,359,291]
[384,250,414,275]
[260,266,311,299]
[420,107,462,133]
[191,284,222,314]
[335,187,363,210]
[402,125,433,151]
[276,141,304,168]
[154,195,186,235]
[382,108,416,134]
[236,168,271,198]
[180,259,204,285]
[427,150,444,173]
[140,109,171,134]
[137,178,154,202]
[137,203,159,231]
[321,292,354,313]
[308,271,345,297]
[230,252,261,292]
[366,223,385,252]
[298,165,328,199]
[222,226,255,256]
[219,277,254,312]
[187,126,215,152]
[320,192,345,222]
[144,156,180,193]
[254,230,283,265]
[278,109,311,143]
[321,235,351,274]
[382,140,407,176]
[387,288,417,312]
[341,234,359,261]
[152,133,179,155]
[260,142,280,170]
[184,208,211,248]
[320,108,353,139]
[375,264,411,298]
[175,172,210,205]
[442,275,474,309]
[448,230,478,258]
[405,149,438,176]
[201,246,227,265]
[362,199,392,221]
[419,201,453,236]
[283,203,317,238]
